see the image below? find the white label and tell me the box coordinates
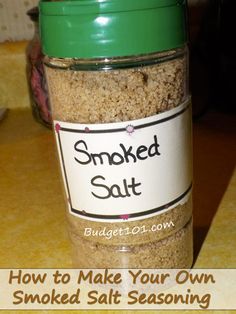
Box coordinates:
[54,99,192,222]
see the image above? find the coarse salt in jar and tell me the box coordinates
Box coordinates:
[40,0,193,268]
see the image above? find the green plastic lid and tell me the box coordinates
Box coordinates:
[39,0,187,58]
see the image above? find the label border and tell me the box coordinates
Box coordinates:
[55,101,192,221]
[69,184,192,220]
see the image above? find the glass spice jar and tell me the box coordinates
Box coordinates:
[40,0,193,268]
[27,7,51,127]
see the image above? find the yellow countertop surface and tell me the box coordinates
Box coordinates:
[0,108,236,314]
[0,42,31,110]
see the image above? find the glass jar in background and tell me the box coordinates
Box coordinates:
[26,7,51,127]
[40,0,193,268]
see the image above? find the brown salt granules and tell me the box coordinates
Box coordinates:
[45,56,186,123]
[71,219,193,269]
[45,53,192,268]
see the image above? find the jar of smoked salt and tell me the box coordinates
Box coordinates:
[40,0,193,268]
